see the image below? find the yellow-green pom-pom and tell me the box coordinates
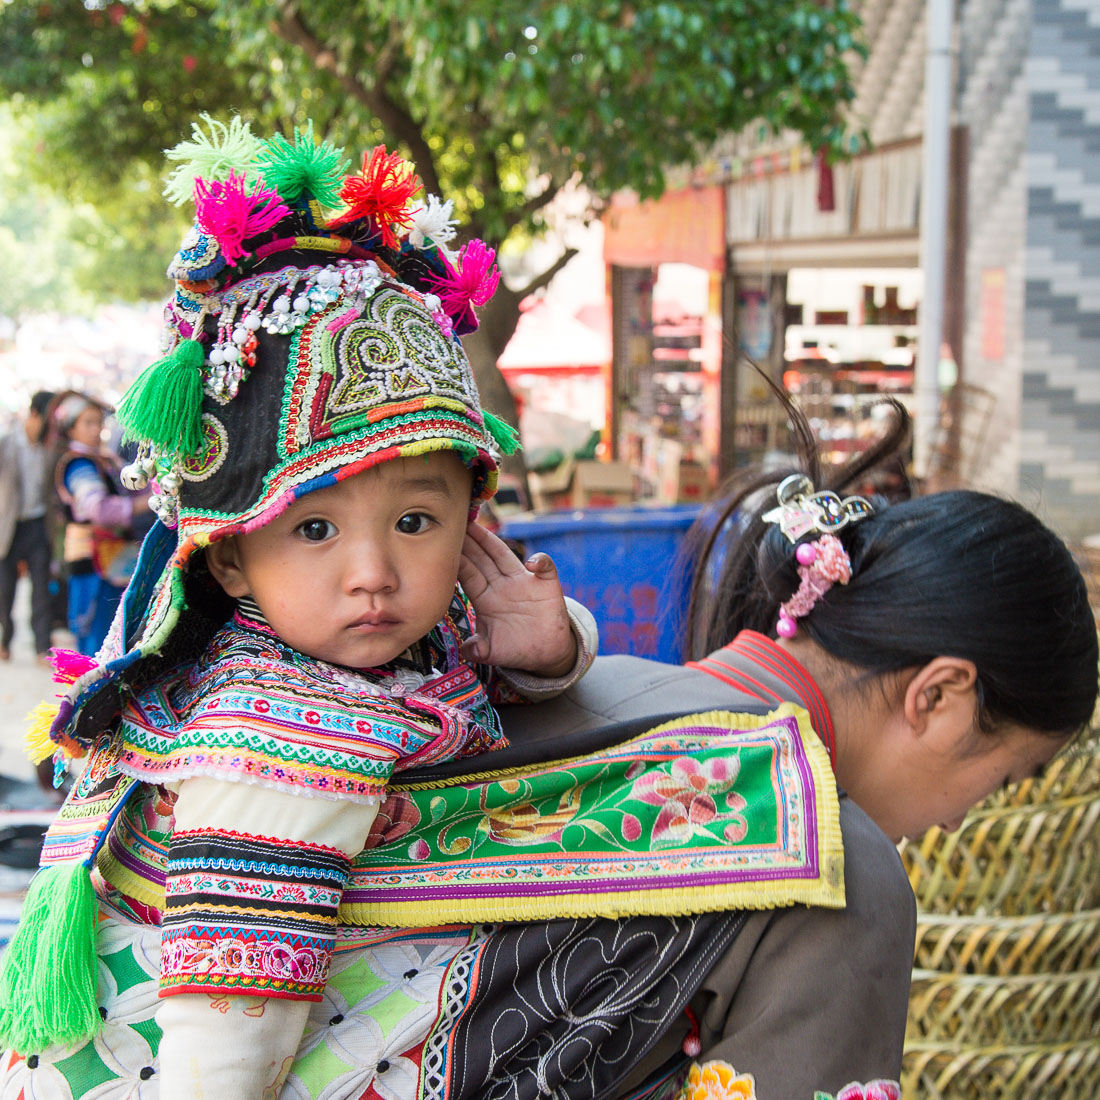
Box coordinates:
[163,114,264,207]
[25,701,60,765]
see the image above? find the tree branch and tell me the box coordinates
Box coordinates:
[502,174,578,235]
[268,1,442,195]
[514,247,580,300]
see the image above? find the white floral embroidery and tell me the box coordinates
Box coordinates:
[0,1049,74,1100]
[82,1024,157,1100]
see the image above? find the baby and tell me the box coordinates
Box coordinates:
[0,120,594,1098]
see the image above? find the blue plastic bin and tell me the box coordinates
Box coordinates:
[500,505,703,664]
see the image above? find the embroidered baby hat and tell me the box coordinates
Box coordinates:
[32,115,518,762]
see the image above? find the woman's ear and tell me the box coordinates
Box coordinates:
[902,656,979,738]
[205,538,250,598]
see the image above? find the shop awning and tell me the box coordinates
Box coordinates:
[602,186,725,272]
[498,298,610,375]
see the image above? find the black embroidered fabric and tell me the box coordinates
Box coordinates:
[437,911,747,1100]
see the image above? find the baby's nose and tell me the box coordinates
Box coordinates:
[345,546,399,594]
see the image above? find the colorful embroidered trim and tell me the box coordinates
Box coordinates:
[160,928,333,1000]
[113,613,503,802]
[160,830,350,1000]
[38,734,139,869]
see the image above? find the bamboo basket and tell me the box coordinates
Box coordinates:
[902,1040,1100,1100]
[898,731,1100,1099]
[912,909,1100,977]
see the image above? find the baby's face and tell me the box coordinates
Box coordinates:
[207,451,473,668]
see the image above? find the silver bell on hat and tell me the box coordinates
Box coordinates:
[120,462,148,491]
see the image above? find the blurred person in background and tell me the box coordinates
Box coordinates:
[0,389,57,666]
[47,391,150,656]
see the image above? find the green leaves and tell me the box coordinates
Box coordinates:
[0,0,864,302]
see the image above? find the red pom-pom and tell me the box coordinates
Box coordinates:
[329,145,422,248]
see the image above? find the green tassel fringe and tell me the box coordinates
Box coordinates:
[483,410,521,456]
[116,338,206,458]
[0,862,101,1054]
[256,123,349,209]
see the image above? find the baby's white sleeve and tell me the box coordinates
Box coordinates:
[156,778,379,1100]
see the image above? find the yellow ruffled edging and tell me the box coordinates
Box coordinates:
[25,701,61,765]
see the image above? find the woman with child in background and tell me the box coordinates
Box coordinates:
[47,391,150,657]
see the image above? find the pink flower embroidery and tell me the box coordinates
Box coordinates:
[816,1081,902,1100]
[632,756,748,847]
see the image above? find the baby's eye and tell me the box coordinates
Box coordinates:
[396,512,431,535]
[297,519,335,542]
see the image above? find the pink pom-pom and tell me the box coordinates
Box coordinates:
[815,534,852,584]
[796,542,818,565]
[776,615,798,638]
[49,647,99,686]
[426,239,500,331]
[193,173,290,265]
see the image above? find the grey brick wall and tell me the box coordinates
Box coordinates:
[1018,0,1100,535]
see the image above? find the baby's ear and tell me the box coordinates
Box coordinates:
[205,537,250,598]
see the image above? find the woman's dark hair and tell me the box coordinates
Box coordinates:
[685,389,1099,738]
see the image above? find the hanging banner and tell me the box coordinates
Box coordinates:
[603,186,726,272]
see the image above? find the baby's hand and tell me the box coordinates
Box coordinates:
[458,521,576,678]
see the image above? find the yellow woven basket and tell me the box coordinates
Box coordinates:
[913,909,1100,976]
[908,967,1100,1044]
[902,1040,1100,1100]
[900,794,1100,915]
[899,730,1100,1099]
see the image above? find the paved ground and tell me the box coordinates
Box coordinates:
[0,579,66,787]
[0,579,72,943]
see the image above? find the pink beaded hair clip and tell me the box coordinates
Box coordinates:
[762,474,874,637]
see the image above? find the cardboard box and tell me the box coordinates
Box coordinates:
[655,440,712,503]
[569,460,634,509]
[671,461,710,503]
[529,459,635,510]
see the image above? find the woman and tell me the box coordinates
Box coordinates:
[494,400,1097,1098]
[48,392,148,656]
[5,399,1091,1100]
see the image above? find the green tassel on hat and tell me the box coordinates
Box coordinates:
[256,122,349,209]
[116,338,206,458]
[0,862,101,1054]
[483,410,521,456]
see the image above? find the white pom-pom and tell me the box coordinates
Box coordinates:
[408,194,458,253]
